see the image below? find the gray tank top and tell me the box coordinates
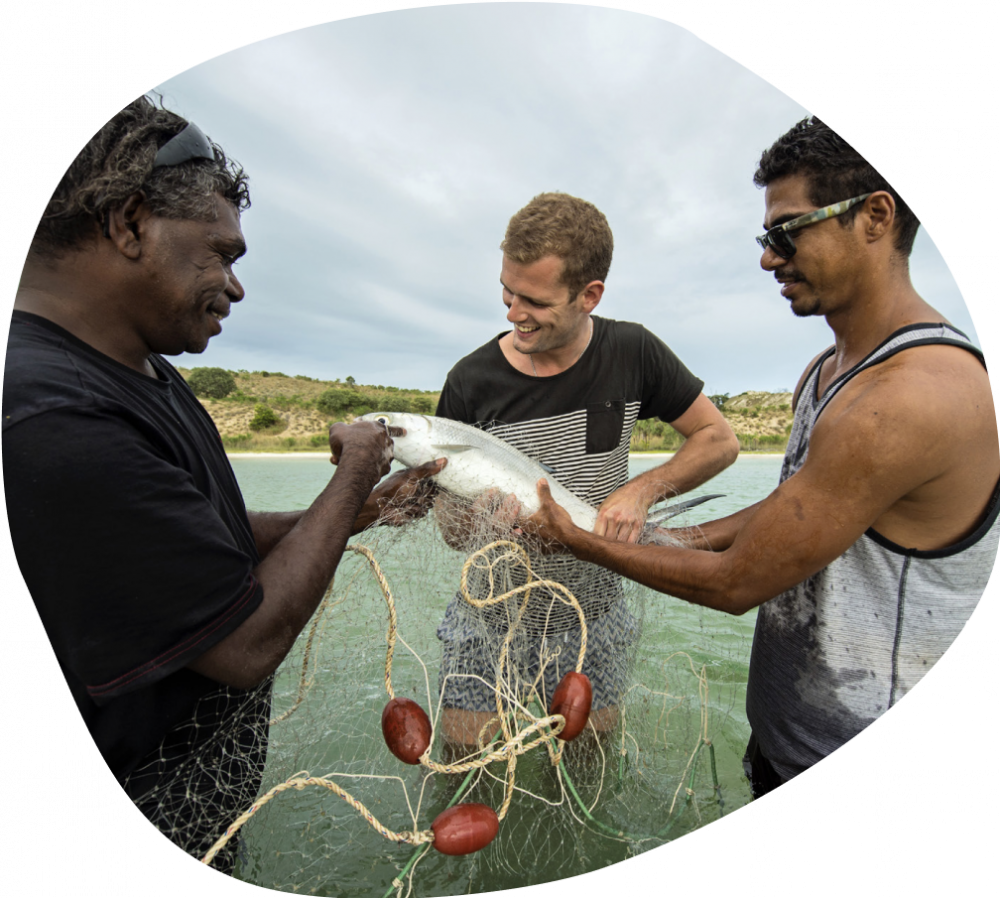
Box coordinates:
[746,323,999,781]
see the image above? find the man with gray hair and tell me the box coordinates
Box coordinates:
[3,95,441,869]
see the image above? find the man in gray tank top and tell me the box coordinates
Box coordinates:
[525,117,999,796]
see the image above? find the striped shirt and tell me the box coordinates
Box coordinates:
[436,315,703,631]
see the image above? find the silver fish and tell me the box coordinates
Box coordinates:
[358,412,720,534]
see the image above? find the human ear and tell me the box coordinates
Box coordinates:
[106,192,150,260]
[864,191,896,243]
[579,280,605,312]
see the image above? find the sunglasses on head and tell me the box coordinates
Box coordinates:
[101,123,216,237]
[153,122,215,168]
[756,194,872,260]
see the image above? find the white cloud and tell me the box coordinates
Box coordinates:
[159,5,972,393]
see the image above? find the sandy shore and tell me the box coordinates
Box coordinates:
[225,452,679,460]
[226,450,784,460]
[227,452,331,459]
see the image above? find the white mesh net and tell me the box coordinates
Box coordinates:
[128,488,753,895]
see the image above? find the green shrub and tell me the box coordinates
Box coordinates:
[377,395,413,413]
[412,395,435,414]
[317,388,366,415]
[187,367,237,399]
[309,434,328,448]
[249,404,281,431]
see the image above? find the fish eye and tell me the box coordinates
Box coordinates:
[374,415,391,426]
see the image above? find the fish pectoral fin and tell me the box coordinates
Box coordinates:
[431,443,476,454]
[647,493,726,523]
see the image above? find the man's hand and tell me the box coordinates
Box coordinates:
[435,486,525,550]
[328,420,395,478]
[525,478,581,550]
[473,487,523,532]
[594,482,653,544]
[355,458,447,531]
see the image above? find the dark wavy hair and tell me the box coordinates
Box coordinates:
[31,94,250,258]
[501,192,613,299]
[754,117,920,258]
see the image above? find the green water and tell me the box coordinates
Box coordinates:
[227,453,782,895]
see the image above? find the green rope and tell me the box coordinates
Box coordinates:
[382,717,726,895]
[708,740,724,816]
[380,726,507,898]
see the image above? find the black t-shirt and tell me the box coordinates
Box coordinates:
[436,315,703,630]
[3,312,267,842]
[437,315,703,505]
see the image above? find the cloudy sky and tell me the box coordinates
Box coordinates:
[153,3,974,396]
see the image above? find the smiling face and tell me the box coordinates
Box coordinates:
[501,254,596,357]
[759,174,865,319]
[135,194,246,356]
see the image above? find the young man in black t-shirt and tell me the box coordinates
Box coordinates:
[434,193,739,747]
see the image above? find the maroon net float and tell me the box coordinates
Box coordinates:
[548,671,593,742]
[381,697,432,764]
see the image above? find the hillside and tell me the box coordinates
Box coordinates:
[718,391,794,448]
[179,367,793,453]
[179,367,439,452]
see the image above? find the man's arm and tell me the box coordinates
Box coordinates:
[594,393,739,543]
[531,372,955,613]
[665,501,765,552]
[247,458,446,559]
[656,352,829,552]
[189,422,396,688]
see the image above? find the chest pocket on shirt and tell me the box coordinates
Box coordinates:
[586,399,625,454]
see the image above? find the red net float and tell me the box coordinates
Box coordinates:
[549,671,593,741]
[381,697,432,764]
[431,803,500,855]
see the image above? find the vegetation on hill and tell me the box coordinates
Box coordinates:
[630,391,794,454]
[180,367,793,454]
[179,368,441,452]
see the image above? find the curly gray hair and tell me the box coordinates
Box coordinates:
[32,94,250,258]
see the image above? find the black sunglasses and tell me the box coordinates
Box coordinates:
[756,194,871,259]
[153,122,215,168]
[101,123,216,237]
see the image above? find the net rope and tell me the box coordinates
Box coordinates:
[202,539,591,864]
[127,488,752,894]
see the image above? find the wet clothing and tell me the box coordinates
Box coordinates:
[746,323,999,783]
[435,315,703,709]
[3,311,268,866]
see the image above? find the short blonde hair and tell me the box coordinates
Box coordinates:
[501,192,613,299]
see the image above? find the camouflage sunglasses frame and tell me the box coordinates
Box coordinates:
[756,193,872,259]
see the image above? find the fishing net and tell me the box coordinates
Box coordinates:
[134,485,754,895]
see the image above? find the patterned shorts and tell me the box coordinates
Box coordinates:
[436,594,640,713]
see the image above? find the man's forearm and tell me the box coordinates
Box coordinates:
[563,526,752,613]
[190,452,385,688]
[668,501,764,552]
[649,424,739,498]
[248,510,306,559]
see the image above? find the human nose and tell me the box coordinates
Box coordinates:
[506,295,526,322]
[759,245,785,272]
[227,269,246,302]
